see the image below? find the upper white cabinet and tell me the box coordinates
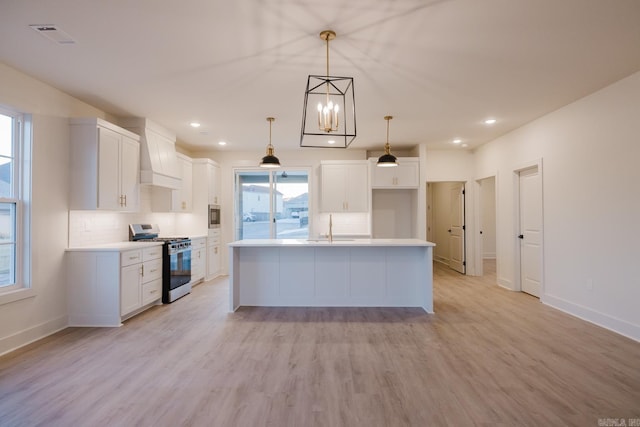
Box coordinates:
[193,158,221,206]
[70,118,140,211]
[151,153,193,212]
[320,161,369,212]
[120,118,181,189]
[371,157,419,189]
[209,163,221,205]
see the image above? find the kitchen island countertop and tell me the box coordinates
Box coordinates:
[228,238,435,247]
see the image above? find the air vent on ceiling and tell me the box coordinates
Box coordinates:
[29,24,76,44]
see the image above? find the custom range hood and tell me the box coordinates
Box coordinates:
[120,118,181,189]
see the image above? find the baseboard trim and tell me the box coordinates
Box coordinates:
[0,315,68,357]
[543,294,640,343]
[497,277,514,291]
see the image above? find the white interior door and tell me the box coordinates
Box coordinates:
[449,183,465,274]
[519,167,542,297]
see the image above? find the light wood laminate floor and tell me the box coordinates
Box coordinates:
[1,261,639,426]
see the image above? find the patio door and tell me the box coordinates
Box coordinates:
[234,169,309,240]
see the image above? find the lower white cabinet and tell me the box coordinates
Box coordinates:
[67,244,163,327]
[191,237,207,285]
[206,230,221,280]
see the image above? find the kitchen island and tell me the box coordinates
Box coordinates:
[228,239,435,313]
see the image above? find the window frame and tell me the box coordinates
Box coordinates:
[0,106,33,305]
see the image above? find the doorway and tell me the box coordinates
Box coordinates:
[475,176,497,277]
[234,169,310,240]
[517,165,543,297]
[427,181,466,274]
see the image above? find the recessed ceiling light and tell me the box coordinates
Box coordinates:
[190,122,201,128]
[327,140,335,144]
[218,141,227,146]
[452,138,462,144]
[484,118,497,125]
[462,143,468,148]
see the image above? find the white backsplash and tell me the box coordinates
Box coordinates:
[68,186,177,247]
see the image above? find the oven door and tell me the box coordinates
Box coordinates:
[169,247,192,291]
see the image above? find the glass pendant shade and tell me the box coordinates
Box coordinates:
[377,116,398,167]
[300,30,356,148]
[259,117,281,168]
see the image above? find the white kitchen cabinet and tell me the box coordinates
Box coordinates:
[209,162,221,205]
[320,161,369,212]
[371,157,419,189]
[70,118,140,211]
[193,158,221,207]
[67,244,163,327]
[190,237,207,285]
[206,229,221,280]
[151,153,193,212]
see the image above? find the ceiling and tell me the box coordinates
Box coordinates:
[1,0,639,153]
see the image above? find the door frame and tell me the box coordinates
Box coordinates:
[232,167,313,240]
[513,158,544,295]
[426,180,470,274]
[473,172,498,277]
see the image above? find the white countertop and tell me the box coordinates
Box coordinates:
[228,238,435,247]
[66,241,164,252]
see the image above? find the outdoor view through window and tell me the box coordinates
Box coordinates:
[235,170,309,240]
[0,112,16,287]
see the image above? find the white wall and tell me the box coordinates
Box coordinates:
[479,176,496,259]
[0,63,108,355]
[475,71,640,341]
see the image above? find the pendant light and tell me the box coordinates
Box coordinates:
[300,30,356,148]
[377,116,398,167]
[260,117,281,168]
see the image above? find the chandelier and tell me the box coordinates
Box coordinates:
[300,30,356,148]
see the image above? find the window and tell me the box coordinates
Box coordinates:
[234,169,309,240]
[0,107,30,300]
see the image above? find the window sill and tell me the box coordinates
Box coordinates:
[0,287,36,306]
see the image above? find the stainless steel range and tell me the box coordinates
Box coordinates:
[129,224,192,303]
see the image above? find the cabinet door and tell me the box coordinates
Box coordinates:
[207,244,221,278]
[208,164,220,205]
[121,263,141,316]
[120,135,140,211]
[97,127,121,210]
[177,157,193,211]
[191,248,205,282]
[320,164,347,212]
[372,164,396,188]
[345,163,369,212]
[394,161,419,188]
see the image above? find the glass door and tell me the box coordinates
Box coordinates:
[235,169,309,240]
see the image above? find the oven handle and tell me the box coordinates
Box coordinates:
[168,247,192,255]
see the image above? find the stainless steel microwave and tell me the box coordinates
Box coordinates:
[208,204,221,229]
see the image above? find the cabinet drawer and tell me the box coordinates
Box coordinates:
[209,229,220,238]
[207,237,220,246]
[143,258,163,283]
[191,238,206,250]
[142,278,162,305]
[121,250,142,267]
[143,245,163,261]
